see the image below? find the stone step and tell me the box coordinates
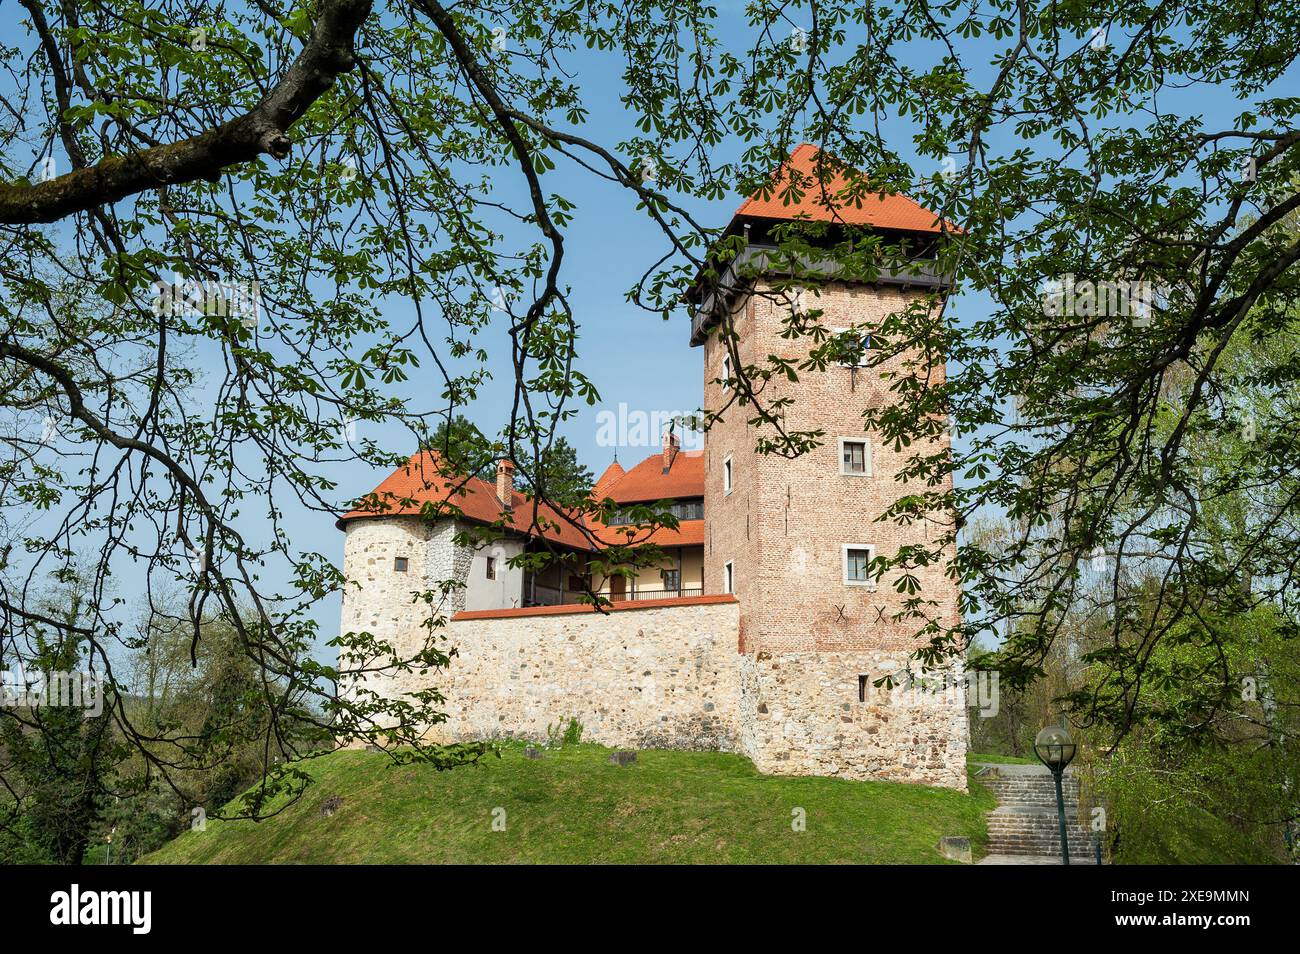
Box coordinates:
[988,799,1081,812]
[980,778,1081,793]
[988,843,1093,853]
[986,807,1091,849]
[981,785,1081,797]
[988,843,1096,858]
[979,783,1081,809]
[988,830,1092,844]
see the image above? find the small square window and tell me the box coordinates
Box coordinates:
[842,545,875,587]
[723,456,733,495]
[485,556,496,580]
[839,438,871,476]
[394,556,409,573]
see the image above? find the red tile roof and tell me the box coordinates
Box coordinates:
[593,459,625,499]
[602,519,705,548]
[339,450,705,552]
[596,450,704,504]
[734,143,954,233]
[338,451,594,551]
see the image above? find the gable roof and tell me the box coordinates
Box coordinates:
[733,142,953,233]
[595,450,704,504]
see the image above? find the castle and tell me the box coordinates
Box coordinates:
[337,145,969,789]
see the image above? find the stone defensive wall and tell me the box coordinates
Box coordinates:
[423,594,967,790]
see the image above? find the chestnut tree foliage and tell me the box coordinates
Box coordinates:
[1,0,1298,815]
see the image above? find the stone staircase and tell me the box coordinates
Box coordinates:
[978,763,1098,862]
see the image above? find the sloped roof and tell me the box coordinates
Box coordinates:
[617,519,705,548]
[592,459,626,499]
[339,450,705,551]
[338,451,594,550]
[733,143,953,233]
[596,450,704,504]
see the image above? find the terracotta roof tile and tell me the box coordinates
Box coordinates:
[600,519,704,548]
[338,451,595,551]
[593,459,626,499]
[735,143,954,233]
[339,450,704,552]
[597,450,704,504]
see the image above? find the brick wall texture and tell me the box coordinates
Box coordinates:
[703,279,960,654]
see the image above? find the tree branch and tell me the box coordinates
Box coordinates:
[0,0,372,225]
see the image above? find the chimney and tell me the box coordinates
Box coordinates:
[496,459,515,510]
[662,430,680,473]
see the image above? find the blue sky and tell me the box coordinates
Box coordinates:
[3,5,1293,655]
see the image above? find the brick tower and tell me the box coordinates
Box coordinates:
[690,144,968,787]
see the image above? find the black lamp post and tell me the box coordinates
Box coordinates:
[1033,724,1077,865]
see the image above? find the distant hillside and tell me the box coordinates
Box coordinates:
[144,743,995,864]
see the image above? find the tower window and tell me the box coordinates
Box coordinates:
[842,545,876,588]
[723,456,733,495]
[832,327,870,367]
[858,674,869,703]
[485,556,496,580]
[723,560,734,594]
[839,438,871,476]
[790,286,808,316]
[721,353,732,391]
[394,556,409,573]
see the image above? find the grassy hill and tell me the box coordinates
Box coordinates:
[144,742,996,864]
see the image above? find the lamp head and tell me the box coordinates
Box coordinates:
[1034,725,1077,769]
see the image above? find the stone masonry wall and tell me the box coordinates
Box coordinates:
[338,516,473,719]
[430,598,744,751]
[740,650,969,790]
[414,596,967,790]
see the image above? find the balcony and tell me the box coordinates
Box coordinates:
[525,582,703,607]
[525,583,587,607]
[623,587,703,601]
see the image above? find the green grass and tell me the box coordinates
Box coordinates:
[967,752,1040,765]
[143,742,996,864]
